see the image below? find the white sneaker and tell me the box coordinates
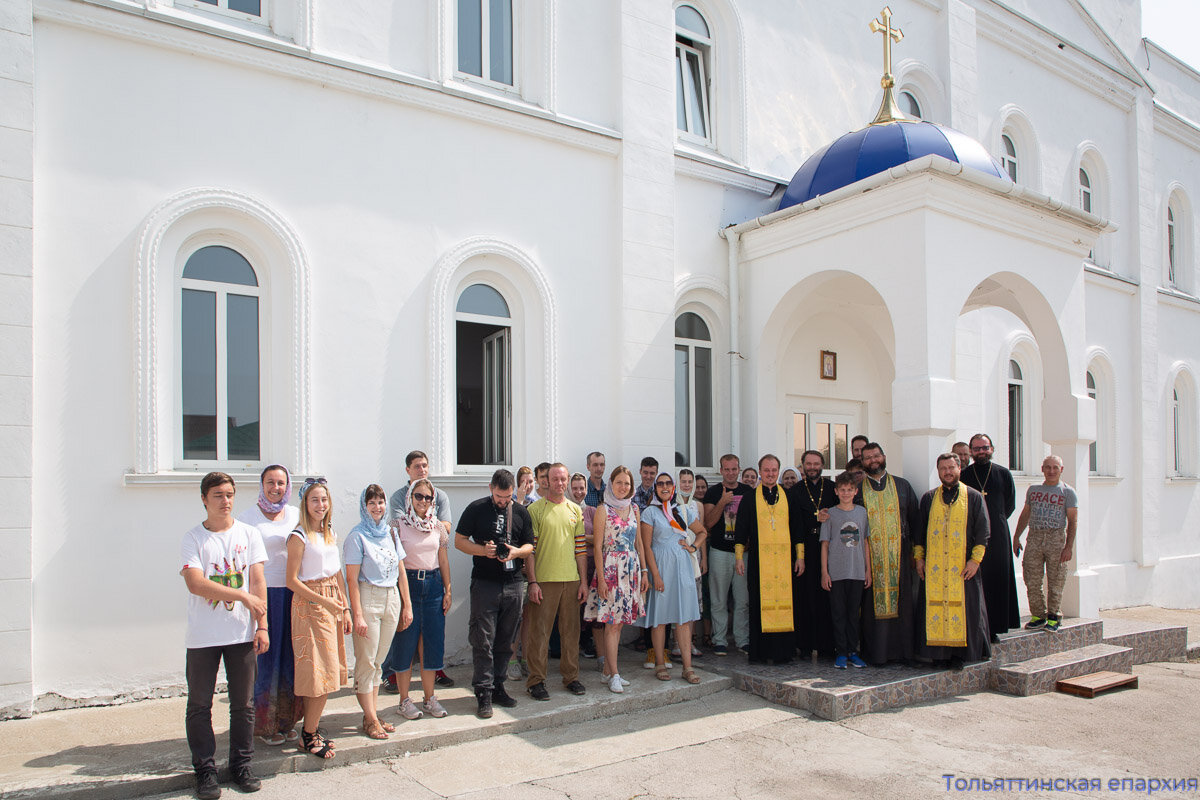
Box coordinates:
[618,674,631,686]
[608,673,625,693]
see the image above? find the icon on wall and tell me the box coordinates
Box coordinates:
[820,350,837,381]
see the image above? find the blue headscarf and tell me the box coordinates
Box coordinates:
[351,486,390,541]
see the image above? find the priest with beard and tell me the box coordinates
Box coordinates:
[787,450,837,658]
[856,443,919,666]
[915,454,992,670]
[734,455,804,664]
[960,433,1020,640]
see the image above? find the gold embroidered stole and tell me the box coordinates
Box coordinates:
[925,486,970,647]
[863,475,901,619]
[755,486,793,633]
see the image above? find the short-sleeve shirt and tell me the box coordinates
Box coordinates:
[286,529,342,581]
[456,497,535,583]
[701,482,753,553]
[396,521,448,572]
[819,505,870,582]
[1025,483,1078,531]
[388,483,452,526]
[528,498,586,583]
[342,528,405,588]
[237,505,300,589]
[181,520,267,649]
[584,479,606,508]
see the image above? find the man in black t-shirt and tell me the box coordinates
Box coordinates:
[702,454,753,655]
[454,469,535,719]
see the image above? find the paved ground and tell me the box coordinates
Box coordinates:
[134,660,1200,800]
[1103,606,1200,655]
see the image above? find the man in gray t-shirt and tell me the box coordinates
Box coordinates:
[1012,455,1078,631]
[819,474,873,667]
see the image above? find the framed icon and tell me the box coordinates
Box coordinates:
[820,350,837,381]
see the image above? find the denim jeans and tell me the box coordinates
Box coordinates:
[384,569,446,674]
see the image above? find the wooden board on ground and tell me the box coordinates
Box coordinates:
[1056,671,1138,698]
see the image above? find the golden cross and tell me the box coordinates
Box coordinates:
[869,7,907,125]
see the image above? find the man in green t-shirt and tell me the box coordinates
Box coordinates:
[525,463,589,700]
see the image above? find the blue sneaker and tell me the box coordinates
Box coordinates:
[848,653,867,669]
[834,655,848,669]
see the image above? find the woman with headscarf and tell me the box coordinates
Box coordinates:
[781,467,800,490]
[237,465,302,746]
[286,477,350,759]
[387,478,453,720]
[639,472,707,683]
[583,466,645,693]
[344,484,413,739]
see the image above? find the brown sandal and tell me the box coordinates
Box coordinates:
[682,669,701,685]
[655,665,671,681]
[379,720,396,733]
[362,717,389,740]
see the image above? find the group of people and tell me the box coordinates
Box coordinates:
[180,437,1077,799]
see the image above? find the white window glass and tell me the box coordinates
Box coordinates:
[1086,371,1098,473]
[458,0,514,87]
[456,283,511,465]
[1008,359,1024,472]
[675,312,713,467]
[675,5,712,143]
[1001,133,1018,182]
[181,245,261,463]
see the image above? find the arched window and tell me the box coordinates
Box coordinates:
[1001,133,1018,183]
[1086,370,1098,473]
[1168,374,1196,477]
[1079,168,1093,214]
[1166,192,1191,292]
[899,89,922,120]
[457,0,515,87]
[675,311,713,467]
[1007,359,1025,472]
[180,245,261,463]
[675,4,712,144]
[456,283,512,465]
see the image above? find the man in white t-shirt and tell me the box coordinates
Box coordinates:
[180,472,268,799]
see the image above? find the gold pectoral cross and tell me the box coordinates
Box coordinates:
[869,7,906,125]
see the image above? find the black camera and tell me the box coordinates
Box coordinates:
[494,540,511,559]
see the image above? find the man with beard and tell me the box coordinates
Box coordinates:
[960,434,1020,640]
[857,443,919,666]
[915,454,992,669]
[787,450,836,658]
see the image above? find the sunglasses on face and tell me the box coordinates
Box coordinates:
[412,492,434,503]
[655,480,674,488]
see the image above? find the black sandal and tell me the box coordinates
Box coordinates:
[301,728,335,759]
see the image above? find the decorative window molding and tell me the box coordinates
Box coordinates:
[672,0,747,164]
[674,311,715,470]
[1002,334,1041,474]
[438,0,555,108]
[1085,348,1117,476]
[133,188,311,476]
[1167,364,1197,478]
[431,237,557,474]
[1070,143,1110,268]
[895,59,945,123]
[1165,186,1192,293]
[995,104,1042,191]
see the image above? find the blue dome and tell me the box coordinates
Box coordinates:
[778,121,1009,210]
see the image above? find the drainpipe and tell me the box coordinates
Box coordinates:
[723,227,741,454]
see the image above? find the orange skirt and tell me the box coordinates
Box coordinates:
[291,576,348,697]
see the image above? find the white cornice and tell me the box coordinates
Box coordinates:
[37,0,621,157]
[1154,102,1200,151]
[1084,264,1139,295]
[673,148,782,196]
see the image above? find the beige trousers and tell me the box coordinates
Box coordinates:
[351,582,401,694]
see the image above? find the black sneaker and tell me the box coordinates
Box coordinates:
[1044,615,1062,632]
[527,682,550,701]
[475,689,493,719]
[492,684,518,708]
[1024,616,1046,630]
[232,767,261,793]
[382,672,399,694]
[581,638,597,659]
[565,680,587,696]
[435,671,455,688]
[195,770,221,800]
[713,644,728,656]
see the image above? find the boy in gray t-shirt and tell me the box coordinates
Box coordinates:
[1012,455,1078,632]
[820,472,873,668]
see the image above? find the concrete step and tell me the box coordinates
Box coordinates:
[992,643,1134,697]
[990,618,1103,663]
[1100,618,1188,664]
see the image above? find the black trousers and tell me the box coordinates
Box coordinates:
[829,579,864,657]
[185,641,256,775]
[469,578,524,692]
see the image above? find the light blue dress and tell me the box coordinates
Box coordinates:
[639,504,701,627]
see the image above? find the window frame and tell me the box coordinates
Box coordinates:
[176,0,268,25]
[1168,375,1196,478]
[1007,358,1026,473]
[1001,133,1018,183]
[899,89,923,121]
[175,242,264,471]
[674,311,714,469]
[674,3,714,147]
[455,0,518,92]
[454,282,514,467]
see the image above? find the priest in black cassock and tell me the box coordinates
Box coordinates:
[961,433,1021,639]
[915,454,992,669]
[856,443,919,666]
[734,455,804,664]
[787,450,837,658]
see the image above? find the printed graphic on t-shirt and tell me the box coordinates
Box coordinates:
[208,546,247,610]
[838,522,861,548]
[724,496,743,532]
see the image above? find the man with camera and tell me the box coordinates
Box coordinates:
[455,469,536,719]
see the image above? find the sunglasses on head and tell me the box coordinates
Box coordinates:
[302,477,327,487]
[412,492,434,503]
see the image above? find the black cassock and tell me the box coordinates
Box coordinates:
[787,477,837,657]
[961,460,1021,636]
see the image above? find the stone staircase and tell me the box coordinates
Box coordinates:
[712,615,1187,720]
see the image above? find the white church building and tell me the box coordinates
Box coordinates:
[2,0,1199,716]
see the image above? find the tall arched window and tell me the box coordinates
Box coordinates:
[675,311,713,467]
[1086,370,1098,473]
[1166,192,1191,292]
[1079,168,1093,214]
[675,4,712,144]
[1001,133,1018,183]
[1171,387,1183,475]
[180,245,261,463]
[456,283,512,465]
[899,89,922,120]
[1168,205,1177,287]
[1007,359,1025,472]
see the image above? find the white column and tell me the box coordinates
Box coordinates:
[618,0,676,470]
[0,0,34,718]
[944,0,979,138]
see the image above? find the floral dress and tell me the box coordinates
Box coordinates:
[584,505,643,625]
